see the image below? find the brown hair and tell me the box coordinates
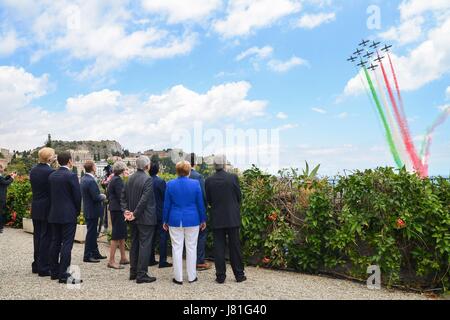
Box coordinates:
[175,160,191,177]
[84,160,95,173]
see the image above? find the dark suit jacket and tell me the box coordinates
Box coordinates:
[189,169,206,207]
[151,174,166,222]
[80,174,104,220]
[107,175,124,212]
[121,170,157,226]
[48,167,81,224]
[205,169,242,229]
[0,174,13,204]
[30,163,54,221]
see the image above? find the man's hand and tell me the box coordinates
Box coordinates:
[100,194,107,201]
[200,222,206,231]
[163,223,169,231]
[10,172,17,179]
[124,211,132,221]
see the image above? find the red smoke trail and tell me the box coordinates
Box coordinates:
[378,51,425,176]
[387,53,407,121]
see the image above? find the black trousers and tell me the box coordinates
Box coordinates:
[213,227,245,280]
[84,218,99,260]
[49,223,76,280]
[130,223,155,280]
[32,219,52,273]
[0,202,5,230]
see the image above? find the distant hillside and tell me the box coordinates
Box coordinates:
[48,140,123,157]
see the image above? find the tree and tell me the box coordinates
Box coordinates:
[151,154,160,163]
[123,149,130,157]
[75,155,80,162]
[45,134,52,147]
[160,157,176,174]
[72,166,78,175]
[81,170,85,177]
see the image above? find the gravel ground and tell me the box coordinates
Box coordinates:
[0,227,430,300]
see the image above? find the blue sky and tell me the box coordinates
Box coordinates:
[0,0,449,175]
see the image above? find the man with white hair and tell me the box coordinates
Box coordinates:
[121,156,157,284]
[205,155,246,284]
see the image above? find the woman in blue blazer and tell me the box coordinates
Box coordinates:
[163,161,206,284]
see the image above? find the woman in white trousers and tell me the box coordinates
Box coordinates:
[162,161,207,284]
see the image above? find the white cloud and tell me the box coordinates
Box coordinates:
[0,67,267,151]
[446,86,450,100]
[295,12,336,29]
[379,16,424,45]
[236,46,273,61]
[0,66,49,112]
[277,123,298,131]
[380,0,450,45]
[1,1,198,79]
[267,56,307,72]
[311,107,326,114]
[141,0,222,23]
[337,112,348,119]
[0,30,25,56]
[276,112,288,119]
[213,0,301,37]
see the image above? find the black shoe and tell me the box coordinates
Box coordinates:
[158,262,172,268]
[51,274,59,280]
[172,278,183,285]
[136,276,156,284]
[236,276,247,283]
[216,277,226,284]
[59,278,83,284]
[129,274,137,281]
[189,277,198,284]
[0,228,3,233]
[94,254,107,260]
[148,260,159,267]
[83,257,100,263]
[38,271,51,277]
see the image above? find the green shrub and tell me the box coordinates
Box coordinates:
[5,176,32,228]
[239,166,450,291]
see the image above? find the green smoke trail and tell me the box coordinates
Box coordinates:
[363,67,404,168]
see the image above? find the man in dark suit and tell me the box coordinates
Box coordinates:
[29,148,56,276]
[149,160,172,268]
[0,164,16,234]
[205,155,246,284]
[121,156,157,284]
[48,151,82,284]
[189,153,210,271]
[80,160,107,263]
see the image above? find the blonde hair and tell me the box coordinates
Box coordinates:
[38,147,56,163]
[175,160,191,177]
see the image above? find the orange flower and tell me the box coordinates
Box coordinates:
[396,218,406,229]
[267,212,278,221]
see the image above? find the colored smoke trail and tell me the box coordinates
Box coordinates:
[378,54,425,176]
[421,106,450,173]
[373,70,411,170]
[387,53,407,121]
[363,67,403,168]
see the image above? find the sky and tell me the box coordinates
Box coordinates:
[0,0,449,175]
